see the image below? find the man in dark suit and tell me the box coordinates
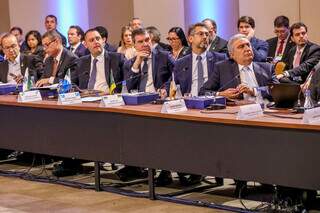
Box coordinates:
[35,30,78,87]
[44,15,67,47]
[174,22,227,96]
[0,33,43,83]
[124,28,174,96]
[74,28,125,93]
[95,26,117,53]
[277,22,320,84]
[266,16,295,62]
[200,33,278,101]
[202,18,228,54]
[67,25,89,58]
[238,16,268,62]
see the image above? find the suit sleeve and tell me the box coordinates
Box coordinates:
[251,39,268,62]
[287,45,320,80]
[123,59,140,92]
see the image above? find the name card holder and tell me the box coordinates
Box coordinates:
[58,92,82,105]
[18,90,42,103]
[237,103,263,120]
[161,99,188,114]
[100,95,125,107]
[303,107,320,124]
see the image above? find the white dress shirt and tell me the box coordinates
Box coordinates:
[191,51,208,97]
[238,63,259,99]
[90,50,109,92]
[7,54,22,84]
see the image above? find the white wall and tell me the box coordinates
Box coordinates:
[239,0,300,40]
[133,0,185,43]
[8,0,89,39]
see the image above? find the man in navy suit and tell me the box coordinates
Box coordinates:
[123,28,174,97]
[238,16,268,62]
[74,29,125,93]
[277,22,320,84]
[200,34,278,99]
[67,25,89,58]
[44,15,67,47]
[174,22,227,97]
[35,30,78,87]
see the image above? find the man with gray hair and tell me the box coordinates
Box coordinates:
[200,33,278,100]
[146,26,171,52]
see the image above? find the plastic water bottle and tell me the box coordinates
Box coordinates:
[304,89,314,109]
[255,88,265,109]
[121,81,128,94]
[175,84,182,99]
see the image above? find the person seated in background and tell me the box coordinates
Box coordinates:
[35,30,78,87]
[44,15,67,47]
[155,23,226,187]
[22,30,45,61]
[237,16,268,62]
[200,34,278,100]
[67,25,89,58]
[174,23,227,96]
[266,15,295,62]
[146,26,171,52]
[276,22,320,84]
[117,26,136,60]
[129,17,143,30]
[94,26,117,53]
[0,33,43,84]
[166,27,190,60]
[124,28,174,96]
[10,26,28,52]
[202,18,228,54]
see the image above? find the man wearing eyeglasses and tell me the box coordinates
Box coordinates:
[266,16,295,62]
[35,30,78,87]
[0,33,43,84]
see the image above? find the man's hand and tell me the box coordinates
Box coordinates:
[35,78,50,87]
[247,28,255,40]
[132,47,151,70]
[219,88,241,99]
[158,88,167,99]
[276,74,284,79]
[236,84,255,96]
[14,74,24,84]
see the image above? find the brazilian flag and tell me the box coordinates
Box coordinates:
[109,69,116,94]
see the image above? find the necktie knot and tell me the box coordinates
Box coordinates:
[196,55,202,61]
[93,58,98,64]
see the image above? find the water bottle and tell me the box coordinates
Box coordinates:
[304,89,314,109]
[175,84,182,99]
[121,81,128,94]
[255,88,265,109]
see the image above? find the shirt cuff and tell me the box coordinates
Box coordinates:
[284,71,290,77]
[48,77,55,84]
[131,67,139,73]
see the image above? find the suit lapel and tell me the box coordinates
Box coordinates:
[19,54,26,76]
[57,49,66,73]
[206,52,214,76]
[3,61,9,83]
[83,56,91,86]
[152,49,157,83]
[104,51,110,85]
[252,62,266,86]
[231,61,241,87]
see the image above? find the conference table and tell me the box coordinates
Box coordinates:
[0,95,319,199]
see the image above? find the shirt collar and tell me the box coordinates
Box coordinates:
[192,51,207,61]
[238,62,254,72]
[91,49,105,62]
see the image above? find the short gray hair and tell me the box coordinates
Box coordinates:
[227,34,249,55]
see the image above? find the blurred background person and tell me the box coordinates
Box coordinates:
[23,30,45,61]
[10,26,28,52]
[117,26,136,59]
[167,27,190,60]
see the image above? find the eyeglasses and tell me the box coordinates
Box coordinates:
[193,31,209,37]
[166,37,180,42]
[3,43,18,51]
[43,39,56,48]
